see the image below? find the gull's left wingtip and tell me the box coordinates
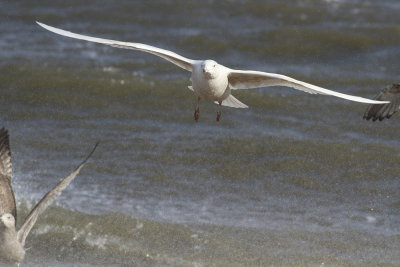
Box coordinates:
[375,100,390,104]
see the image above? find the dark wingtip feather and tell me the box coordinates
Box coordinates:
[0,128,12,179]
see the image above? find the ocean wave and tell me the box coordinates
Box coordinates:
[16,203,399,266]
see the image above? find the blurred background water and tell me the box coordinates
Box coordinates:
[1,0,399,266]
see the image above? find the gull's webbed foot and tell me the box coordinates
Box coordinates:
[194,108,200,122]
[216,101,222,122]
[194,96,201,122]
[216,111,221,122]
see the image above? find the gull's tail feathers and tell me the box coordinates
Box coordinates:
[217,94,248,108]
[188,86,248,108]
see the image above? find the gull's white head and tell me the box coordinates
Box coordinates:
[202,60,218,79]
[0,213,15,229]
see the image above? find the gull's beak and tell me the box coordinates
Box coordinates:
[203,69,212,79]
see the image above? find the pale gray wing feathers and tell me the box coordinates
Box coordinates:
[228,70,390,104]
[17,142,99,246]
[0,128,17,221]
[36,22,195,72]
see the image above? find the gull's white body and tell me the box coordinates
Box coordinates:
[36,22,389,121]
[0,214,24,265]
[191,61,230,102]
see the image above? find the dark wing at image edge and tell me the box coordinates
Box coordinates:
[0,128,17,222]
[364,84,400,121]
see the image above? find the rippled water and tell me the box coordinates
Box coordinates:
[1,0,400,266]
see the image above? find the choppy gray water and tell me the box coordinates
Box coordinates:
[1,0,400,266]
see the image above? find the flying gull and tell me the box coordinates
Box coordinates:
[0,128,98,266]
[37,22,389,122]
[363,84,400,121]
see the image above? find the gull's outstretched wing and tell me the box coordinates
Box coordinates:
[227,69,389,104]
[0,128,16,222]
[17,142,99,246]
[36,22,195,72]
[364,84,400,121]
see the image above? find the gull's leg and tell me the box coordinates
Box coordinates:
[194,96,200,122]
[216,101,222,122]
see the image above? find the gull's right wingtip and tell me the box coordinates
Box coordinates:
[36,21,52,31]
[36,21,45,28]
[36,21,61,34]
